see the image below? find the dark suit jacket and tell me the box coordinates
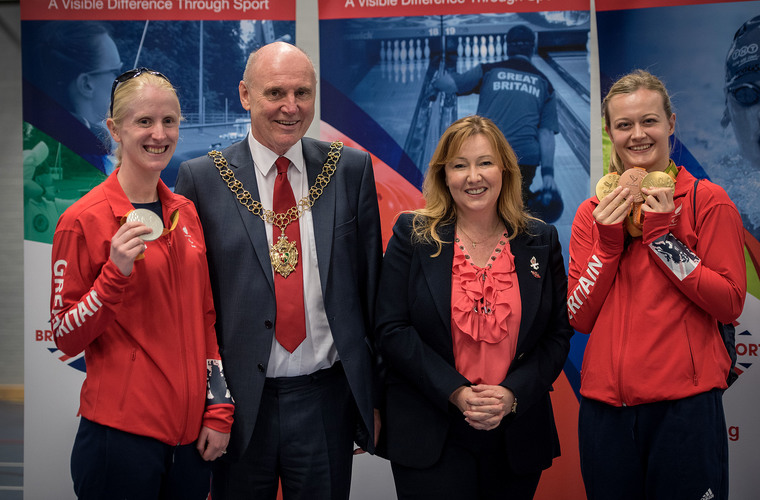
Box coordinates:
[376,213,572,473]
[175,137,382,458]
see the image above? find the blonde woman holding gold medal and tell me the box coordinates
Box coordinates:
[50,69,234,499]
[568,70,746,500]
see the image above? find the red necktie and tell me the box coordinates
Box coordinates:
[273,156,306,352]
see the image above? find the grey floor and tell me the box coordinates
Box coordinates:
[0,400,23,499]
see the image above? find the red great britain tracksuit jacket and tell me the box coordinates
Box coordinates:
[568,166,746,407]
[50,170,233,445]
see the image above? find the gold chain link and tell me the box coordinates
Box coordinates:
[208,142,343,231]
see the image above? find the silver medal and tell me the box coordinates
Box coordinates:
[127,208,164,241]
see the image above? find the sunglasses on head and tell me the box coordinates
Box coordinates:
[728,82,760,107]
[109,67,170,117]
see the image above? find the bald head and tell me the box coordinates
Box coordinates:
[243,42,315,87]
[239,42,317,155]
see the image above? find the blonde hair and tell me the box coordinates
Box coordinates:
[412,115,533,256]
[109,71,180,168]
[602,69,673,174]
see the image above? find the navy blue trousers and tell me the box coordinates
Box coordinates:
[579,390,728,500]
[211,362,355,500]
[70,417,211,500]
[391,407,541,500]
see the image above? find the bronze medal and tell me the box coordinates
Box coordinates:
[270,234,299,278]
[618,167,648,204]
[595,172,620,202]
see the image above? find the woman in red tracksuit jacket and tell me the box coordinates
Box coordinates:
[568,70,746,500]
[50,68,234,499]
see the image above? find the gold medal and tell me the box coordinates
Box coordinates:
[270,234,299,278]
[126,208,164,241]
[641,171,676,200]
[595,172,620,202]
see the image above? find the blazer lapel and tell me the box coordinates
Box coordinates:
[420,223,455,332]
[225,141,275,291]
[302,138,336,296]
[510,232,549,352]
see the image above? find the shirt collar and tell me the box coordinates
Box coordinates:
[247,133,305,178]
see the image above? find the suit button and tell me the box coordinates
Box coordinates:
[264,320,273,329]
[257,363,266,372]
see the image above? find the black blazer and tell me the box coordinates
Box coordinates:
[175,138,383,458]
[376,213,572,473]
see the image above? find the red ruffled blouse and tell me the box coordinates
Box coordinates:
[450,232,521,385]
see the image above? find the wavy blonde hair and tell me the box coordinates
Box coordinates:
[603,69,673,174]
[412,115,533,256]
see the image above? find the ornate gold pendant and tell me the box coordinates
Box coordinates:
[270,234,299,278]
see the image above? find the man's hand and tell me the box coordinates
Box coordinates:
[353,408,382,455]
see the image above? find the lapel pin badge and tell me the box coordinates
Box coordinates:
[530,256,541,279]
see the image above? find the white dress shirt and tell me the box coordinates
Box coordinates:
[247,133,339,377]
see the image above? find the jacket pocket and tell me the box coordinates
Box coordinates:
[118,348,138,411]
[683,326,699,386]
[334,216,357,239]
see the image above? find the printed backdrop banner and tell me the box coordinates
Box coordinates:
[22,0,760,498]
[21,3,295,498]
[319,0,591,497]
[596,0,760,497]
[20,0,294,20]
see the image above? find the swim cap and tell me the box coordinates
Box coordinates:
[726,15,760,87]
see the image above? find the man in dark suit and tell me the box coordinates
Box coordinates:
[175,41,382,500]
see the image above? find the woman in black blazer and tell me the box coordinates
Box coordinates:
[376,115,573,499]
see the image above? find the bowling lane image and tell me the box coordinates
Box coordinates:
[320,12,591,257]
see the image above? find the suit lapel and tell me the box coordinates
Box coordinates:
[224,141,275,291]
[510,231,549,352]
[302,138,336,296]
[420,223,455,332]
